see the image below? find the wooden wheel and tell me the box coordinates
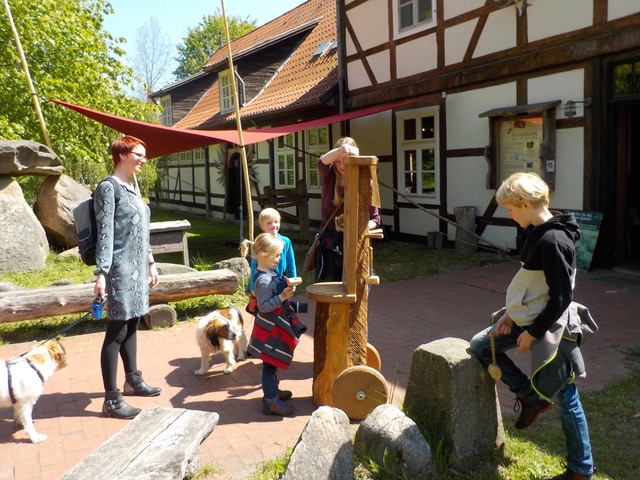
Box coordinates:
[366,343,382,371]
[332,366,389,421]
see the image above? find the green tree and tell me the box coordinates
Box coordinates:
[173,8,256,80]
[1,0,158,198]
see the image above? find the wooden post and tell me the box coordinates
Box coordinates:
[454,206,477,254]
[306,156,380,407]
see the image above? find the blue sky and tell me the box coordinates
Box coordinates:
[103,0,306,53]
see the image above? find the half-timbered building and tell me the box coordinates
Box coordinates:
[152,0,640,270]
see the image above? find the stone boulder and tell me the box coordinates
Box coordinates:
[34,174,91,247]
[212,257,250,282]
[354,403,433,479]
[0,176,49,274]
[403,338,505,471]
[0,140,64,176]
[282,406,354,480]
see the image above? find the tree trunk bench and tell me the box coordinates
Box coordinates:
[0,269,238,323]
[60,407,219,480]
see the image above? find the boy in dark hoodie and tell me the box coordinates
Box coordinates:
[470,172,595,480]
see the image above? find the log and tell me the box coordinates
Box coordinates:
[60,407,219,480]
[0,269,238,323]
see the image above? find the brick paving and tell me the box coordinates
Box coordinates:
[1,260,639,480]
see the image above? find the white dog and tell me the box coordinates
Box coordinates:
[0,340,68,443]
[195,307,248,375]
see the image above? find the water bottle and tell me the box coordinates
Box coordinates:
[91,296,105,319]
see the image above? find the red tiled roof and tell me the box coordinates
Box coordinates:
[175,0,337,130]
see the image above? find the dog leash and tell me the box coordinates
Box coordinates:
[16,297,104,358]
[5,298,104,405]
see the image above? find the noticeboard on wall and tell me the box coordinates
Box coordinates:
[497,117,544,182]
[480,101,560,190]
[564,209,604,272]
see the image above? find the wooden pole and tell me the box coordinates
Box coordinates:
[220,0,254,241]
[2,0,52,149]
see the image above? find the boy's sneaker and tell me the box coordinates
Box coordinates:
[514,395,553,430]
[261,390,293,403]
[543,467,593,479]
[263,399,294,416]
[278,390,293,401]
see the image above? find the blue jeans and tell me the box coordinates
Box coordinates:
[470,325,594,476]
[262,362,279,402]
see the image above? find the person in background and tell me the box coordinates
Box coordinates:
[241,233,304,416]
[316,137,380,282]
[93,135,161,420]
[469,172,595,480]
[248,207,297,294]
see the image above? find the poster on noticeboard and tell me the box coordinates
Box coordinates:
[564,210,603,272]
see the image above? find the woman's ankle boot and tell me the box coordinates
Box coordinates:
[102,390,141,419]
[123,370,161,397]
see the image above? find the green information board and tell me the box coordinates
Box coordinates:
[564,210,603,272]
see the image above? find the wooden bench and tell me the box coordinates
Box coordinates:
[150,220,192,266]
[60,407,219,480]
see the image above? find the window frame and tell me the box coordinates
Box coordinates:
[305,126,329,191]
[393,0,436,39]
[275,133,296,188]
[160,96,172,126]
[396,107,440,200]
[219,70,235,114]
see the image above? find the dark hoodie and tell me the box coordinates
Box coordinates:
[506,213,581,339]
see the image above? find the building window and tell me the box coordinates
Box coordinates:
[395,0,434,35]
[219,70,234,113]
[396,109,438,198]
[613,60,640,98]
[305,126,328,190]
[276,134,295,188]
[160,96,172,126]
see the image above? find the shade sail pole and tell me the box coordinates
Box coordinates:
[220,0,254,241]
[3,0,52,149]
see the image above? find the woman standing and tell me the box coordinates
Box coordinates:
[316,137,381,282]
[93,135,161,419]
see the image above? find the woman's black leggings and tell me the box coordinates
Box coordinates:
[100,317,140,392]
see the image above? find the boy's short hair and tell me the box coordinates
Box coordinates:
[259,208,281,225]
[495,172,549,209]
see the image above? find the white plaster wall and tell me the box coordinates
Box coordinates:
[480,224,518,251]
[549,128,584,210]
[351,110,393,157]
[528,0,593,43]
[474,8,517,58]
[446,156,494,213]
[396,33,438,78]
[527,69,585,119]
[608,0,640,20]
[445,19,478,66]
[444,0,485,21]
[347,0,388,54]
[367,50,392,84]
[347,60,372,90]
[398,207,441,237]
[446,83,517,150]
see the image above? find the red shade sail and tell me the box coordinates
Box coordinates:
[52,97,424,158]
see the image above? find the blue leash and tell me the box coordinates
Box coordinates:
[18,297,105,357]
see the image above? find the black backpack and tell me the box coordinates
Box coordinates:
[73,177,121,266]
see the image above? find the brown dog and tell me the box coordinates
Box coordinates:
[0,340,68,443]
[195,307,248,375]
